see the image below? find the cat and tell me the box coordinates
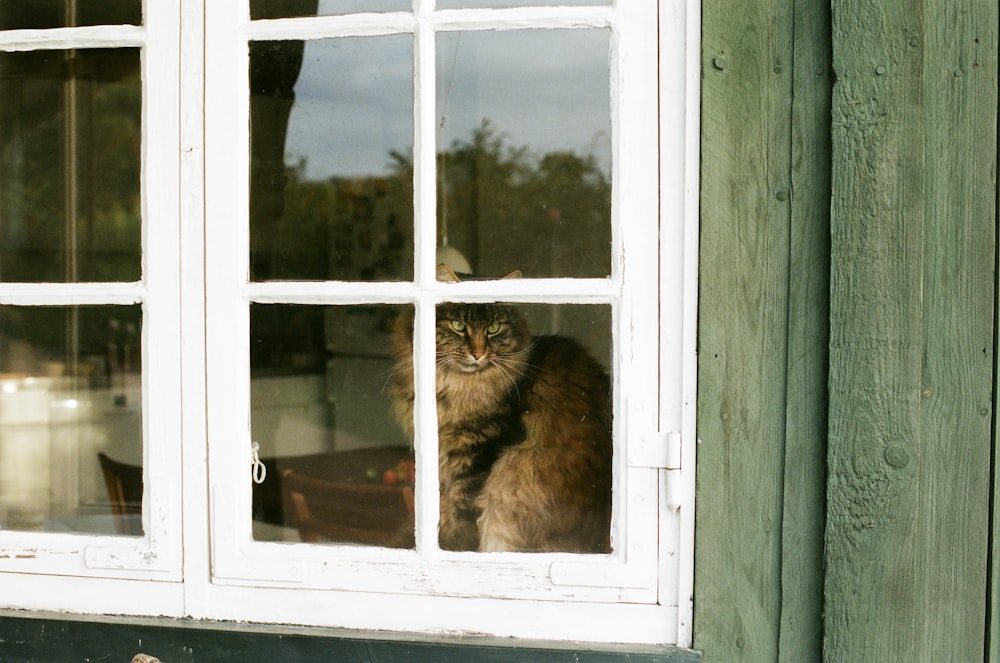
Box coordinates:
[389,265,612,553]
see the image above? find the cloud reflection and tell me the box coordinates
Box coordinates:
[284,27,610,180]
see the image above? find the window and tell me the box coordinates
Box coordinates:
[0,2,183,590]
[0,0,698,648]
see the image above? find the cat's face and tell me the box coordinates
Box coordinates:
[435,303,529,375]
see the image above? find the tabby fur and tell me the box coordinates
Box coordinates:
[389,266,612,553]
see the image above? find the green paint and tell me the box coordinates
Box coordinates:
[696,0,830,661]
[825,0,998,660]
[699,0,998,660]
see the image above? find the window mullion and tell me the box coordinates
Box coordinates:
[178,0,211,616]
[0,24,144,51]
[204,0,257,576]
[413,6,437,288]
[412,5,440,556]
[413,300,440,556]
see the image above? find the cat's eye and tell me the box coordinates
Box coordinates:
[449,320,466,333]
[486,321,502,334]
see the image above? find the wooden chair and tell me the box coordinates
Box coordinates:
[96,452,143,536]
[281,469,414,548]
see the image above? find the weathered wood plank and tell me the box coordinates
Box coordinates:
[695,2,794,660]
[825,0,997,659]
[918,3,997,659]
[778,1,832,660]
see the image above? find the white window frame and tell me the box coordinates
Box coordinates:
[0,1,184,603]
[0,0,699,649]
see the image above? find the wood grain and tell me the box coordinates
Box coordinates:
[825,1,997,659]
[778,1,832,660]
[695,0,795,659]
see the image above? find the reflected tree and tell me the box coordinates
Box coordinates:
[436,120,611,278]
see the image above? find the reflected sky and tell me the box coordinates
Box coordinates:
[308,0,608,14]
[284,28,610,180]
[284,36,413,180]
[436,30,610,176]
[314,0,407,14]
[436,0,608,7]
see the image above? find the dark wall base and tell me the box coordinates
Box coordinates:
[0,613,701,663]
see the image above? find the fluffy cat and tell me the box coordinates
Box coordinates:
[389,265,612,553]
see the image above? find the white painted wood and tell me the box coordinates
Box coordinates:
[0,282,145,305]
[658,0,701,648]
[411,7,444,558]
[0,574,185,616]
[177,0,213,618]
[0,25,144,51]
[204,0,259,575]
[244,6,615,41]
[243,278,617,303]
[129,0,185,582]
[198,583,678,645]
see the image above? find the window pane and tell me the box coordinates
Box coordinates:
[250,304,414,548]
[436,30,611,279]
[250,37,414,282]
[0,49,142,283]
[438,0,608,7]
[0,1,141,30]
[0,305,143,536]
[398,300,613,553]
[250,0,408,20]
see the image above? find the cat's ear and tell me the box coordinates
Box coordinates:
[437,263,462,283]
[501,269,523,280]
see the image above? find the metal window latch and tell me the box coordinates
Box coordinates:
[629,431,684,511]
[628,430,681,470]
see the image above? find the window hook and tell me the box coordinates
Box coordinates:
[250,441,266,485]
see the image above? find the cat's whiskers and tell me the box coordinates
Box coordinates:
[499,342,560,378]
[489,358,522,398]
[379,355,415,393]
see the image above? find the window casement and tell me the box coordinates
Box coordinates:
[0,0,698,649]
[0,1,184,604]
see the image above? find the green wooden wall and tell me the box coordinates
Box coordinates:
[696,0,999,660]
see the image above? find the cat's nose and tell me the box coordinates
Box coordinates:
[469,338,487,360]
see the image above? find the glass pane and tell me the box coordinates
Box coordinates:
[0,1,141,30]
[436,30,611,279]
[0,305,143,535]
[251,0,408,20]
[0,49,142,283]
[400,300,612,552]
[250,304,414,548]
[250,37,414,282]
[438,0,608,7]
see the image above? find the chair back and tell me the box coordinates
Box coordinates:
[97,452,143,536]
[281,469,414,548]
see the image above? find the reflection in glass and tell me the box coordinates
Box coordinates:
[250,37,414,282]
[0,1,141,30]
[436,30,612,279]
[250,304,414,548]
[0,305,143,535]
[408,301,612,552]
[438,0,608,7]
[0,49,142,284]
[251,0,407,20]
